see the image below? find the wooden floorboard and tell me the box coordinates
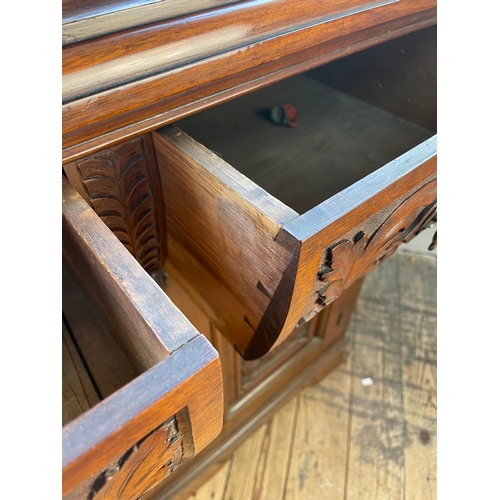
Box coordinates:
[346,257,406,500]
[183,460,232,500]
[284,356,351,500]
[399,255,437,500]
[224,398,298,500]
[179,251,437,500]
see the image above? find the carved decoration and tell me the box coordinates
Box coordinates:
[65,136,165,274]
[66,416,184,500]
[301,180,437,322]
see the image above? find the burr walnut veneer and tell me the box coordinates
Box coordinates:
[62,2,437,498]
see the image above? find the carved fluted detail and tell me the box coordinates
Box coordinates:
[64,135,166,274]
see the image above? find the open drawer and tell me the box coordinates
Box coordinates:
[62,178,223,500]
[151,26,437,359]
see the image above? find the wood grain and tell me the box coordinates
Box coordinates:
[183,460,231,500]
[239,321,312,395]
[151,41,437,356]
[223,398,297,500]
[65,417,184,500]
[300,179,437,322]
[62,0,393,101]
[63,264,139,399]
[62,177,195,370]
[64,134,167,275]
[62,323,98,426]
[176,74,433,215]
[347,342,405,498]
[155,122,435,357]
[63,335,223,497]
[146,306,350,500]
[285,357,352,499]
[399,255,437,499]
[279,138,437,345]
[169,253,436,500]
[62,2,436,160]
[158,270,214,342]
[63,0,240,44]
[62,177,224,497]
[153,126,298,358]
[309,25,437,132]
[212,327,241,414]
[344,257,404,499]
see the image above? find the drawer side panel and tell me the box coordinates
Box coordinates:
[153,126,300,357]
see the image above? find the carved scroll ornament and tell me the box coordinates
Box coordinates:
[302,180,437,322]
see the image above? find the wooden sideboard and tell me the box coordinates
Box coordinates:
[62,1,437,498]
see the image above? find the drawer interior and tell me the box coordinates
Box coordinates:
[64,27,437,361]
[174,26,436,214]
[150,26,437,358]
[62,178,224,499]
[62,261,139,427]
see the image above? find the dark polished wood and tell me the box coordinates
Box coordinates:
[63,0,391,97]
[300,179,437,323]
[63,26,437,359]
[152,121,435,358]
[62,1,437,497]
[62,0,436,162]
[62,179,223,499]
[63,177,189,367]
[63,0,239,44]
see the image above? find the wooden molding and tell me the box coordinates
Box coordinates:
[62,1,436,160]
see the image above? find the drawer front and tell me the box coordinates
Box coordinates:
[64,416,183,500]
[62,179,223,499]
[153,127,436,359]
[280,145,436,336]
[151,27,436,359]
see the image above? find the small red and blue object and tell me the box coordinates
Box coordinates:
[270,104,297,128]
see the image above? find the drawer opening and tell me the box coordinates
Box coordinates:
[62,260,140,427]
[62,177,225,499]
[172,26,436,215]
[151,26,436,358]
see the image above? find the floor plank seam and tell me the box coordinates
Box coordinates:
[397,256,407,500]
[343,324,357,500]
[281,396,301,500]
[221,455,235,500]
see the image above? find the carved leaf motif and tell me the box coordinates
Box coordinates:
[74,137,162,273]
[86,417,183,500]
[302,180,437,322]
